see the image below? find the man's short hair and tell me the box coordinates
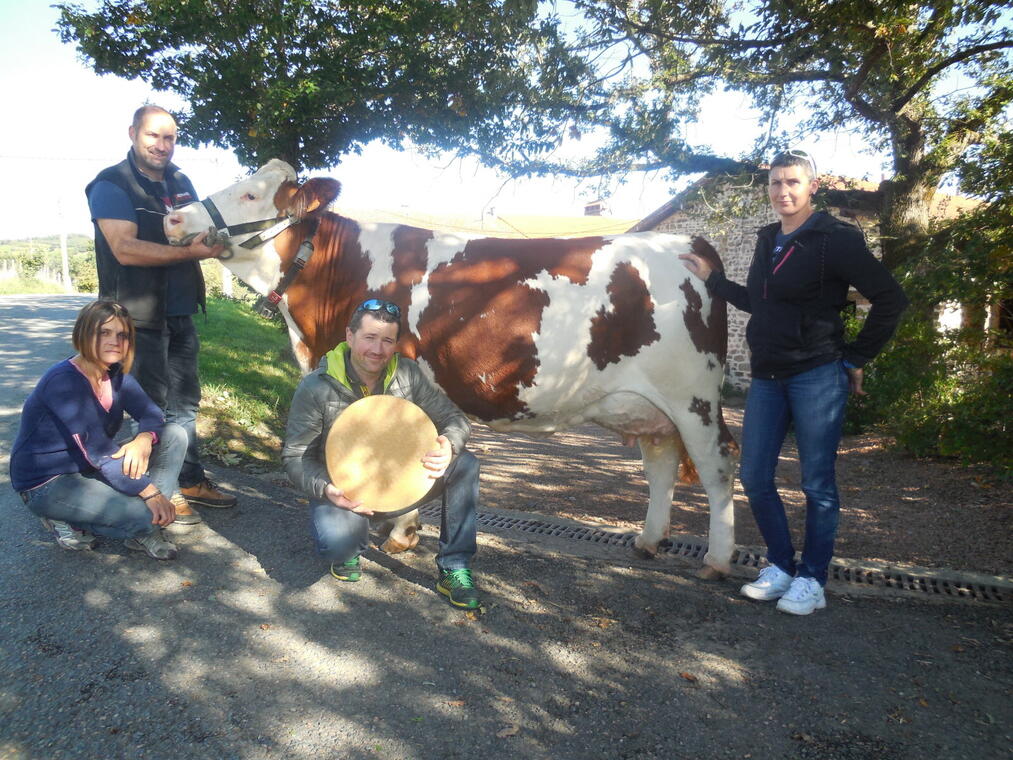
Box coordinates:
[348,299,402,339]
[132,105,174,131]
[770,149,817,181]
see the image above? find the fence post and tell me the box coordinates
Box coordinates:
[221,260,233,297]
[60,229,73,294]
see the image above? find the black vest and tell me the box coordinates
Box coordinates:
[86,152,205,330]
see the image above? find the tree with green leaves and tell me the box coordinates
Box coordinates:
[539,0,1013,269]
[58,2,1011,270]
[56,0,585,172]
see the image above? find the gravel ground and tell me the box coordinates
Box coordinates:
[2,473,1011,760]
[467,408,1012,579]
[2,295,1010,760]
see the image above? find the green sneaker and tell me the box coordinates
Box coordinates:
[436,568,481,609]
[330,557,361,582]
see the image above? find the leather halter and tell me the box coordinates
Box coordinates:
[197,196,321,319]
[200,197,294,251]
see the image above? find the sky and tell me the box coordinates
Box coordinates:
[0,3,890,241]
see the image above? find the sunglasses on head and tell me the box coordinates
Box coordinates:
[774,148,817,177]
[356,298,402,319]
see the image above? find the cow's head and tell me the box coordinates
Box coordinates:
[164,159,341,295]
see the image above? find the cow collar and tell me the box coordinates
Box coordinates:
[253,217,321,320]
[201,196,295,251]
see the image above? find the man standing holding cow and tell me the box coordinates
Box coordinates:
[283,299,482,610]
[86,105,238,523]
[680,149,908,615]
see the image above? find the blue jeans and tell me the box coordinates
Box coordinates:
[311,449,480,571]
[22,423,187,539]
[739,361,850,586]
[133,316,204,488]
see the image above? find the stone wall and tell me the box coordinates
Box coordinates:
[649,178,883,389]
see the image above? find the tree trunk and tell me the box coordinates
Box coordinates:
[879,178,934,271]
[878,116,936,271]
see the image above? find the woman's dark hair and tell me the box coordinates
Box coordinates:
[72,299,136,373]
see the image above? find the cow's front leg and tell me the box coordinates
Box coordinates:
[634,435,681,559]
[376,510,421,553]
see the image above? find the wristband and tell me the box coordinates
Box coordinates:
[141,490,162,502]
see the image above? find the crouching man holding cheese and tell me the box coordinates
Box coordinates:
[282,299,482,610]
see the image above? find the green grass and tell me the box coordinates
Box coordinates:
[196,295,303,465]
[0,278,69,295]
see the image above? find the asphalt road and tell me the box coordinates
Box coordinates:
[0,294,1010,760]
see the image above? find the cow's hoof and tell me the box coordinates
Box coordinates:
[696,564,728,581]
[632,541,657,560]
[380,532,420,554]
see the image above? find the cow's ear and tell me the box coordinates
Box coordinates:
[288,177,342,220]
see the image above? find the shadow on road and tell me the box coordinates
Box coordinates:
[1,295,1009,759]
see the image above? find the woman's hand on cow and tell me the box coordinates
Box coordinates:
[325,483,372,515]
[112,432,154,479]
[421,435,453,480]
[678,252,712,281]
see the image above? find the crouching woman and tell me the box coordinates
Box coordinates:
[10,300,184,559]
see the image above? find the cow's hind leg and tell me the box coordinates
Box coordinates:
[376,510,421,553]
[669,404,737,578]
[634,435,681,559]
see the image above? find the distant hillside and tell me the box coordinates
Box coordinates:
[0,234,94,257]
[0,234,97,292]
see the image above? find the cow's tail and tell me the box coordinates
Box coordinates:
[677,450,699,485]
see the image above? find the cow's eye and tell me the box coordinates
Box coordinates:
[244,193,256,201]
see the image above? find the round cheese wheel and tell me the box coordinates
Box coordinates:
[324,395,439,512]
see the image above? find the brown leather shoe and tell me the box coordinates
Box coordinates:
[170,493,203,525]
[180,479,237,509]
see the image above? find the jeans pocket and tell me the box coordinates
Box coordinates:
[22,477,57,506]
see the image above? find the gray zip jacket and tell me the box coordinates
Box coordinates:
[282,344,471,502]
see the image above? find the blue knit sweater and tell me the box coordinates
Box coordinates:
[9,359,165,494]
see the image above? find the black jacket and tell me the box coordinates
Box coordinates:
[706,211,908,379]
[86,151,205,330]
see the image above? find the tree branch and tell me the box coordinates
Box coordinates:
[892,40,1013,113]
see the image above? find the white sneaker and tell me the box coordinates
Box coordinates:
[776,577,827,615]
[740,564,794,601]
[125,529,178,560]
[41,518,97,551]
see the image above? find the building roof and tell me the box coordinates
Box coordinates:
[629,171,982,232]
[334,207,639,239]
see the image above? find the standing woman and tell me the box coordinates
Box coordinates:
[679,150,908,615]
[10,300,185,559]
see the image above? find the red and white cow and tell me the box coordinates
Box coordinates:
[166,159,738,576]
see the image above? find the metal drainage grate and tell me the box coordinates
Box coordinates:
[825,565,1009,603]
[417,505,1010,604]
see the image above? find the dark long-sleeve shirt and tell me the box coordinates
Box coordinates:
[705,211,909,378]
[9,359,165,494]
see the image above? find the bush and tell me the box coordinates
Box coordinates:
[850,315,1012,476]
[70,251,98,293]
[846,204,1012,478]
[17,251,45,279]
